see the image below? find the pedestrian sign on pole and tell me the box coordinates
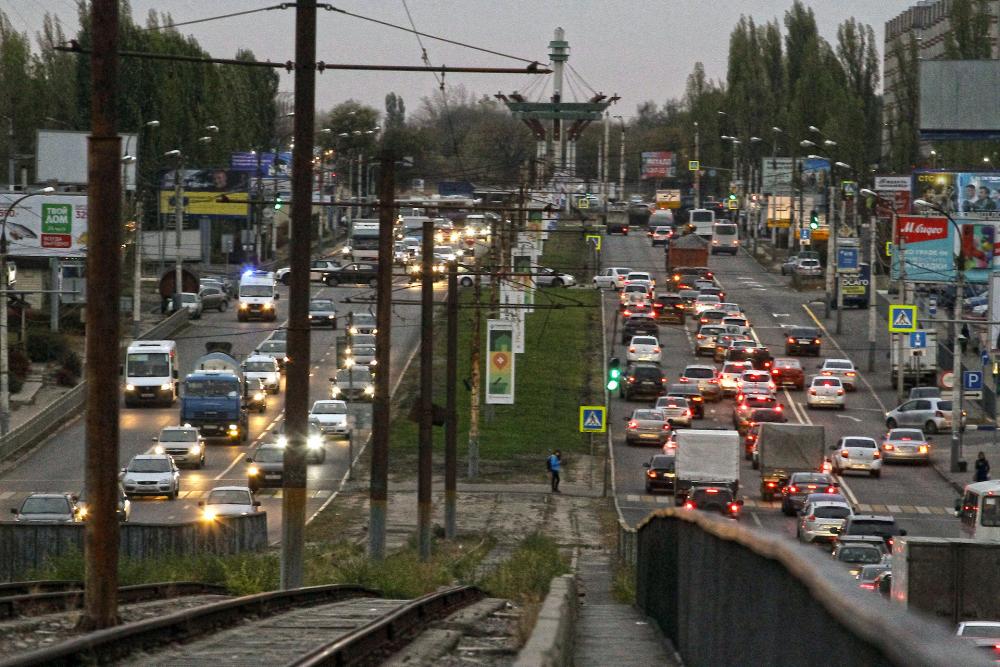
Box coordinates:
[579,405,607,433]
[909,331,926,349]
[888,304,917,333]
[577,197,590,209]
[885,242,893,257]
[585,234,601,251]
[688,160,700,171]
[727,199,738,210]
[800,227,811,241]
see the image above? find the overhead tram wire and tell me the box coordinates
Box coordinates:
[567,62,598,96]
[137,4,288,32]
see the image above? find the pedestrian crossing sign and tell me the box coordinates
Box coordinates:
[888,304,917,333]
[579,405,607,433]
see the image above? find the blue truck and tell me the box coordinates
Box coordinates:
[180,343,250,443]
[833,263,871,309]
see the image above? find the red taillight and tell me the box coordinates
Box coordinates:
[696,334,705,340]
[813,338,821,344]
[822,460,832,473]
[683,501,695,510]
[787,337,795,344]
[629,347,636,353]
[728,502,740,513]
[859,583,875,590]
[685,409,692,417]
[821,370,831,376]
[840,450,849,458]
[826,486,837,493]
[935,410,944,418]
[646,470,656,478]
[836,389,844,396]
[627,420,638,429]
[883,443,894,451]
[846,371,856,377]
[872,450,881,459]
[705,488,719,494]
[787,486,799,493]
[662,423,671,431]
[679,377,689,383]
[918,445,929,453]
[627,377,635,383]
[654,347,661,353]
[775,404,783,412]
[766,481,777,488]
[708,378,718,384]
[712,239,719,245]
[623,310,632,316]
[661,377,668,383]
[809,389,817,395]
[806,514,815,521]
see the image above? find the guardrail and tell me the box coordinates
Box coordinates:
[635,509,990,667]
[0,308,189,464]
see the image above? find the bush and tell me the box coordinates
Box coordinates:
[25,330,70,363]
[9,347,29,380]
[60,350,82,379]
[9,373,23,395]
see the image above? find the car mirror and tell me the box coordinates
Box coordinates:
[246,456,254,464]
[120,467,126,474]
[151,436,158,442]
[643,462,650,468]
[274,292,280,300]
[253,500,261,507]
[197,500,204,507]
[329,377,335,382]
[9,508,16,515]
[954,498,963,512]
[899,529,907,536]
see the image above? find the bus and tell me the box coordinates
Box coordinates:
[956,480,1000,541]
[347,219,380,261]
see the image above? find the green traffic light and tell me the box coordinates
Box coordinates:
[610,368,621,379]
[275,196,283,210]
[606,379,619,391]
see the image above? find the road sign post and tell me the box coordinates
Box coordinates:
[888,305,917,333]
[963,370,983,399]
[579,405,607,433]
[909,331,927,349]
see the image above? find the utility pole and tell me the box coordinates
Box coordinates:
[172,157,183,312]
[280,0,316,590]
[618,121,626,199]
[602,112,610,203]
[445,261,458,539]
[468,270,482,479]
[835,195,845,335]
[80,0,121,630]
[951,246,966,473]
[694,122,701,209]
[418,217,434,561]
[896,238,907,405]
[867,208,879,372]
[824,183,835,320]
[369,151,394,560]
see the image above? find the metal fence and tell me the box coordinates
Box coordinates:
[634,510,990,667]
[0,513,268,581]
[0,309,189,464]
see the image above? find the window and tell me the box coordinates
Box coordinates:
[982,496,1000,527]
[239,285,273,297]
[21,497,71,514]
[914,400,931,411]
[813,506,851,519]
[128,458,171,473]
[159,429,198,442]
[207,489,252,506]
[245,361,276,373]
[312,402,346,415]
[714,225,736,236]
[255,447,284,463]
[126,352,170,378]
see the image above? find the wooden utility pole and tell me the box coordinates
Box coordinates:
[280,0,316,589]
[445,261,458,538]
[418,218,434,560]
[468,271,482,479]
[80,0,122,631]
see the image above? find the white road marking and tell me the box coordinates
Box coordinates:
[751,512,763,528]
[772,313,790,318]
[836,415,862,423]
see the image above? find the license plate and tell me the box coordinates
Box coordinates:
[265,474,280,480]
[641,381,655,387]
[797,339,811,344]
[140,393,154,398]
[640,433,656,439]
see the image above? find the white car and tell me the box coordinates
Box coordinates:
[719,361,751,396]
[830,436,882,478]
[199,486,260,519]
[593,267,631,290]
[309,399,351,439]
[693,295,722,315]
[624,271,654,288]
[627,336,662,363]
[797,498,854,544]
[738,370,775,397]
[628,279,655,296]
[153,425,205,469]
[243,355,281,394]
[807,376,846,410]
[820,358,858,391]
[433,245,457,262]
[255,339,289,371]
[653,396,692,428]
[535,267,576,287]
[956,621,1000,653]
[718,303,743,317]
[120,454,180,499]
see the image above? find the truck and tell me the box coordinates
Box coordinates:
[123,340,179,407]
[673,429,740,505]
[665,233,709,273]
[179,342,250,443]
[832,263,871,309]
[688,208,715,238]
[754,423,825,501]
[890,329,938,388]
[605,205,629,235]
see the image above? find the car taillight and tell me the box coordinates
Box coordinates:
[708,378,718,384]
[813,338,821,344]
[627,420,638,429]
[685,409,692,417]
[840,450,849,458]
[918,445,929,453]
[787,337,795,344]
[646,470,656,478]
[629,347,636,353]
[661,377,668,383]
[806,514,815,521]
[859,583,875,590]
[787,486,798,493]
[826,486,837,493]
[872,450,881,459]
[728,502,740,513]
[846,371,856,377]
[887,537,894,547]
[697,334,705,340]
[654,347,661,353]
[822,460,832,473]
[627,377,635,383]
[679,377,689,383]
[821,370,831,376]
[712,239,719,245]
[623,310,632,316]
[684,501,695,510]
[809,389,817,395]
[935,410,944,418]
[883,443,894,451]
[705,488,720,494]
[663,423,671,431]
[836,389,844,396]
[766,481,777,488]
[772,369,781,375]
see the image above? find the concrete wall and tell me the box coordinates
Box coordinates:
[0,513,268,581]
[513,574,576,667]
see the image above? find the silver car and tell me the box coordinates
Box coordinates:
[625,409,671,446]
[535,267,576,287]
[199,486,260,519]
[654,396,692,428]
[308,298,338,328]
[347,344,376,368]
[794,259,822,276]
[120,454,180,499]
[830,436,882,478]
[797,499,853,544]
[881,428,931,464]
[695,325,726,356]
[243,355,282,394]
[153,425,205,469]
[10,493,81,523]
[309,399,351,438]
[885,397,960,434]
[175,292,203,319]
[819,358,858,391]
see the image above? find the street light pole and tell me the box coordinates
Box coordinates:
[163,150,184,311]
[861,189,894,373]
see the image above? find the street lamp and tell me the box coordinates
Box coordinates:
[123,119,159,338]
[860,187,889,374]
[164,150,185,313]
[914,197,967,473]
[1,187,55,434]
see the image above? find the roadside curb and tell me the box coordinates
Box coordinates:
[512,574,576,667]
[930,459,966,495]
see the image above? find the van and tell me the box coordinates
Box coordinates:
[688,209,715,238]
[237,270,278,322]
[123,340,179,407]
[711,222,739,255]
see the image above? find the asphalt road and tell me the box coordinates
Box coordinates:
[603,231,961,544]
[0,275,432,544]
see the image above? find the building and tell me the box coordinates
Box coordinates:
[882,0,1000,154]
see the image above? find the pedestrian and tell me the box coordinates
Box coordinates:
[974,451,991,483]
[547,449,562,493]
[961,323,971,354]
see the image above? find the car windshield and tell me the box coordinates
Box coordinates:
[337,369,372,383]
[352,314,376,325]
[715,225,736,236]
[743,373,769,382]
[700,327,724,336]
[793,474,830,485]
[751,410,783,422]
[184,379,239,398]
[159,429,198,442]
[634,410,664,421]
[259,342,285,354]
[732,341,755,349]
[255,447,284,463]
[847,521,896,535]
[126,352,170,378]
[128,458,170,473]
[311,402,346,415]
[826,361,852,369]
[632,337,658,346]
[657,398,686,409]
[181,293,198,303]
[814,506,852,519]
[697,295,720,303]
[813,378,841,387]
[239,285,272,297]
[684,367,714,379]
[791,328,819,337]
[844,438,876,448]
[434,246,453,255]
[207,489,251,505]
[891,430,923,440]
[353,345,376,356]
[960,625,1000,638]
[650,455,674,469]
[244,361,275,372]
[21,497,71,514]
[774,359,801,369]
[310,300,334,310]
[839,547,882,564]
[745,396,775,407]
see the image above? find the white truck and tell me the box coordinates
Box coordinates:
[673,429,740,505]
[890,329,938,388]
[688,208,716,238]
[123,340,179,407]
[237,270,278,322]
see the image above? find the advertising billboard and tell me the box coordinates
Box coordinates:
[36,130,138,190]
[873,176,911,220]
[912,171,1000,220]
[919,60,1000,141]
[893,214,997,283]
[641,152,675,179]
[159,169,250,217]
[761,157,830,197]
[0,193,88,257]
[485,319,515,404]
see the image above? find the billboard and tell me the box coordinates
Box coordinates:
[159,169,250,217]
[919,60,1000,141]
[36,130,138,189]
[230,151,292,175]
[0,193,88,257]
[761,157,830,197]
[654,189,681,209]
[911,171,1000,220]
[641,152,675,179]
[873,176,911,219]
[893,214,997,283]
[485,319,515,404]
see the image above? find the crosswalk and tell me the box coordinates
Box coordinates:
[0,488,335,502]
[620,493,954,516]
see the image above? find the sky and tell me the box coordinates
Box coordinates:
[13,1,917,119]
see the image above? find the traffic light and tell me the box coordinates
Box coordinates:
[809,209,819,230]
[728,192,737,202]
[607,356,621,391]
[274,195,283,211]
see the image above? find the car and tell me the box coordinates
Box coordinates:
[153,425,205,469]
[833,540,886,575]
[255,339,289,371]
[719,361,752,396]
[199,486,260,519]
[885,397,960,434]
[650,226,672,246]
[678,364,721,401]
[794,258,822,276]
[909,386,942,400]
[308,298,338,327]
[330,366,376,401]
[201,275,237,297]
[653,294,686,324]
[76,486,130,523]
[830,437,882,478]
[697,286,725,301]
[781,472,839,515]
[644,454,676,493]
[593,267,632,290]
[620,283,651,303]
[606,217,629,235]
[626,335,662,363]
[956,621,1000,656]
[625,271,654,289]
[820,358,858,391]
[880,428,931,464]
[694,325,726,356]
[621,296,652,318]
[797,498,854,544]
[626,409,671,446]
[671,266,714,284]
[628,279,655,297]
[653,396,692,428]
[347,333,376,350]
[771,358,805,390]
[198,286,230,312]
[712,328,747,353]
[242,355,281,395]
[433,245,457,262]
[274,422,327,464]
[871,571,893,597]
[323,262,379,287]
[346,343,376,368]
[745,345,774,371]
[738,370,775,397]
[245,377,268,413]
[246,442,284,492]
[698,309,729,327]
[666,384,704,419]
[620,362,667,401]
[742,408,787,447]
[10,493,81,523]
[733,394,782,432]
[308,399,351,439]
[621,313,659,344]
[717,303,743,317]
[693,295,722,315]
[347,311,378,336]
[677,289,700,311]
[721,316,750,333]
[717,338,758,364]
[838,515,907,549]
[682,485,742,519]
[535,267,576,287]
[173,292,203,319]
[278,259,342,284]
[785,326,822,356]
[806,376,845,410]
[780,255,801,276]
[120,454,180,499]
[856,563,892,591]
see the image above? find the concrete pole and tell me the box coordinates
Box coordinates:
[835,195,845,334]
[0,235,8,436]
[951,238,965,473]
[173,160,183,312]
[468,270,481,479]
[550,27,567,173]
[7,116,14,192]
[867,210,878,372]
[418,217,434,561]
[602,113,610,201]
[694,122,701,209]
[618,123,626,200]
[896,238,907,404]
[445,261,458,539]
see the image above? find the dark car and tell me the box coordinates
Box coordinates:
[781,472,839,516]
[246,443,284,492]
[682,485,741,519]
[621,313,659,344]
[772,357,805,390]
[308,298,338,328]
[644,454,676,494]
[785,326,822,356]
[606,218,629,235]
[838,515,907,549]
[733,393,781,431]
[322,262,379,287]
[198,286,230,312]
[667,383,704,419]
[670,266,714,284]
[620,362,667,401]
[747,346,774,371]
[653,294,686,324]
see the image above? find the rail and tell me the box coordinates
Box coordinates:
[290,585,484,667]
[0,581,228,620]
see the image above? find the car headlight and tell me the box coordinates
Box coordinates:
[263,303,274,310]
[153,444,165,455]
[283,356,290,364]
[342,245,351,255]
[189,444,202,455]
[253,391,265,402]
[248,465,259,476]
[328,314,336,319]
[276,435,288,448]
[344,346,352,355]
[160,383,172,391]
[77,505,88,519]
[331,385,341,396]
[124,477,135,485]
[239,302,248,309]
[125,384,136,391]
[350,326,358,335]
[364,385,375,395]
[369,359,378,366]
[202,508,217,522]
[308,435,322,450]
[344,357,355,368]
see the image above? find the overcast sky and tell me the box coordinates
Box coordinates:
[16,1,915,118]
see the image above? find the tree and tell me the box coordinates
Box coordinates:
[385,92,406,129]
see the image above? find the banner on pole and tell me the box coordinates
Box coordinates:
[486,319,515,404]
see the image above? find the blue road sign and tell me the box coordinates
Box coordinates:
[579,406,607,433]
[963,370,984,391]
[800,227,811,241]
[837,247,859,272]
[983,350,991,368]
[888,305,917,333]
[909,331,927,349]
[928,297,938,316]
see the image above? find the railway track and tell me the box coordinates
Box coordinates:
[0,584,484,667]
[0,581,229,620]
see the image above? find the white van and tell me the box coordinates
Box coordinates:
[956,480,1000,541]
[124,340,179,407]
[711,222,739,255]
[688,209,715,238]
[237,270,278,322]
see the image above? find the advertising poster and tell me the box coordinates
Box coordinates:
[0,193,88,257]
[956,173,1000,219]
[873,176,911,220]
[512,249,535,313]
[892,215,952,282]
[761,157,830,197]
[641,152,675,179]
[485,319,515,404]
[159,168,250,217]
[912,171,957,213]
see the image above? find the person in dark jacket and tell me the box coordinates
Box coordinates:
[974,451,991,483]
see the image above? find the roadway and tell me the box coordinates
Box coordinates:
[604,231,961,543]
